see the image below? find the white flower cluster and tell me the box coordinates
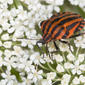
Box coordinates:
[0,0,85,85]
[0,0,64,84]
[74,30,85,48]
[69,0,85,8]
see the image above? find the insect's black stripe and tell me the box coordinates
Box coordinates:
[75,23,83,33]
[44,27,64,42]
[40,21,45,26]
[45,14,80,34]
[74,20,85,33]
[42,12,71,34]
[42,20,49,33]
[43,15,80,39]
[51,12,65,18]
[44,16,81,40]
[53,27,65,39]
[62,21,80,38]
[44,33,52,42]
[58,16,81,26]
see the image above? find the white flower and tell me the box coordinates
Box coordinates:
[3,41,12,48]
[3,56,16,71]
[8,27,15,33]
[69,0,85,8]
[17,56,34,73]
[38,79,52,85]
[1,33,10,40]
[67,53,75,61]
[64,62,74,69]
[71,60,85,75]
[1,70,16,85]
[72,77,80,84]
[61,74,71,85]
[47,72,56,80]
[4,49,12,57]
[79,75,85,83]
[55,0,64,5]
[78,54,85,63]
[56,64,64,72]
[13,46,24,56]
[46,0,64,6]
[61,79,68,85]
[63,74,71,81]
[30,52,45,65]
[13,26,25,38]
[0,41,3,46]
[20,77,32,85]
[17,39,28,47]
[27,69,43,83]
[17,8,28,21]
[53,54,63,62]
[59,42,73,52]
[0,28,3,34]
[74,36,85,48]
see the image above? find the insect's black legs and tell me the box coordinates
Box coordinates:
[69,32,85,38]
[59,40,72,53]
[48,41,59,56]
[46,44,51,58]
[53,41,59,51]
[46,44,49,54]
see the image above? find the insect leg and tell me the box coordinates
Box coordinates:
[49,41,59,55]
[53,41,59,51]
[46,44,49,54]
[59,40,73,53]
[69,32,85,38]
[46,44,52,58]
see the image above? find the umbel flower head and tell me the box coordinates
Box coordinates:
[0,0,85,85]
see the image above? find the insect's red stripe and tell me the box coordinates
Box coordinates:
[51,18,82,40]
[66,23,80,38]
[43,12,74,34]
[79,24,84,30]
[41,20,47,30]
[54,26,67,40]
[44,16,81,41]
[82,21,85,24]
[42,12,73,38]
[80,24,84,27]
[78,27,82,30]
[44,14,80,36]
[44,34,52,43]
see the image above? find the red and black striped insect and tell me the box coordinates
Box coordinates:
[36,12,85,55]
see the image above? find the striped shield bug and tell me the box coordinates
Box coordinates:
[36,12,85,56]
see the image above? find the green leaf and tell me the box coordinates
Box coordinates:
[11,67,22,82]
[60,0,85,18]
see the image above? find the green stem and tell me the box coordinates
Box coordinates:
[0,67,4,73]
[76,47,80,57]
[39,63,50,71]
[47,62,56,72]
[52,78,61,85]
[41,73,47,78]
[20,1,29,11]
[62,53,66,62]
[13,0,21,9]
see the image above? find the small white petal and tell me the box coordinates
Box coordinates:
[56,64,64,72]
[72,77,80,84]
